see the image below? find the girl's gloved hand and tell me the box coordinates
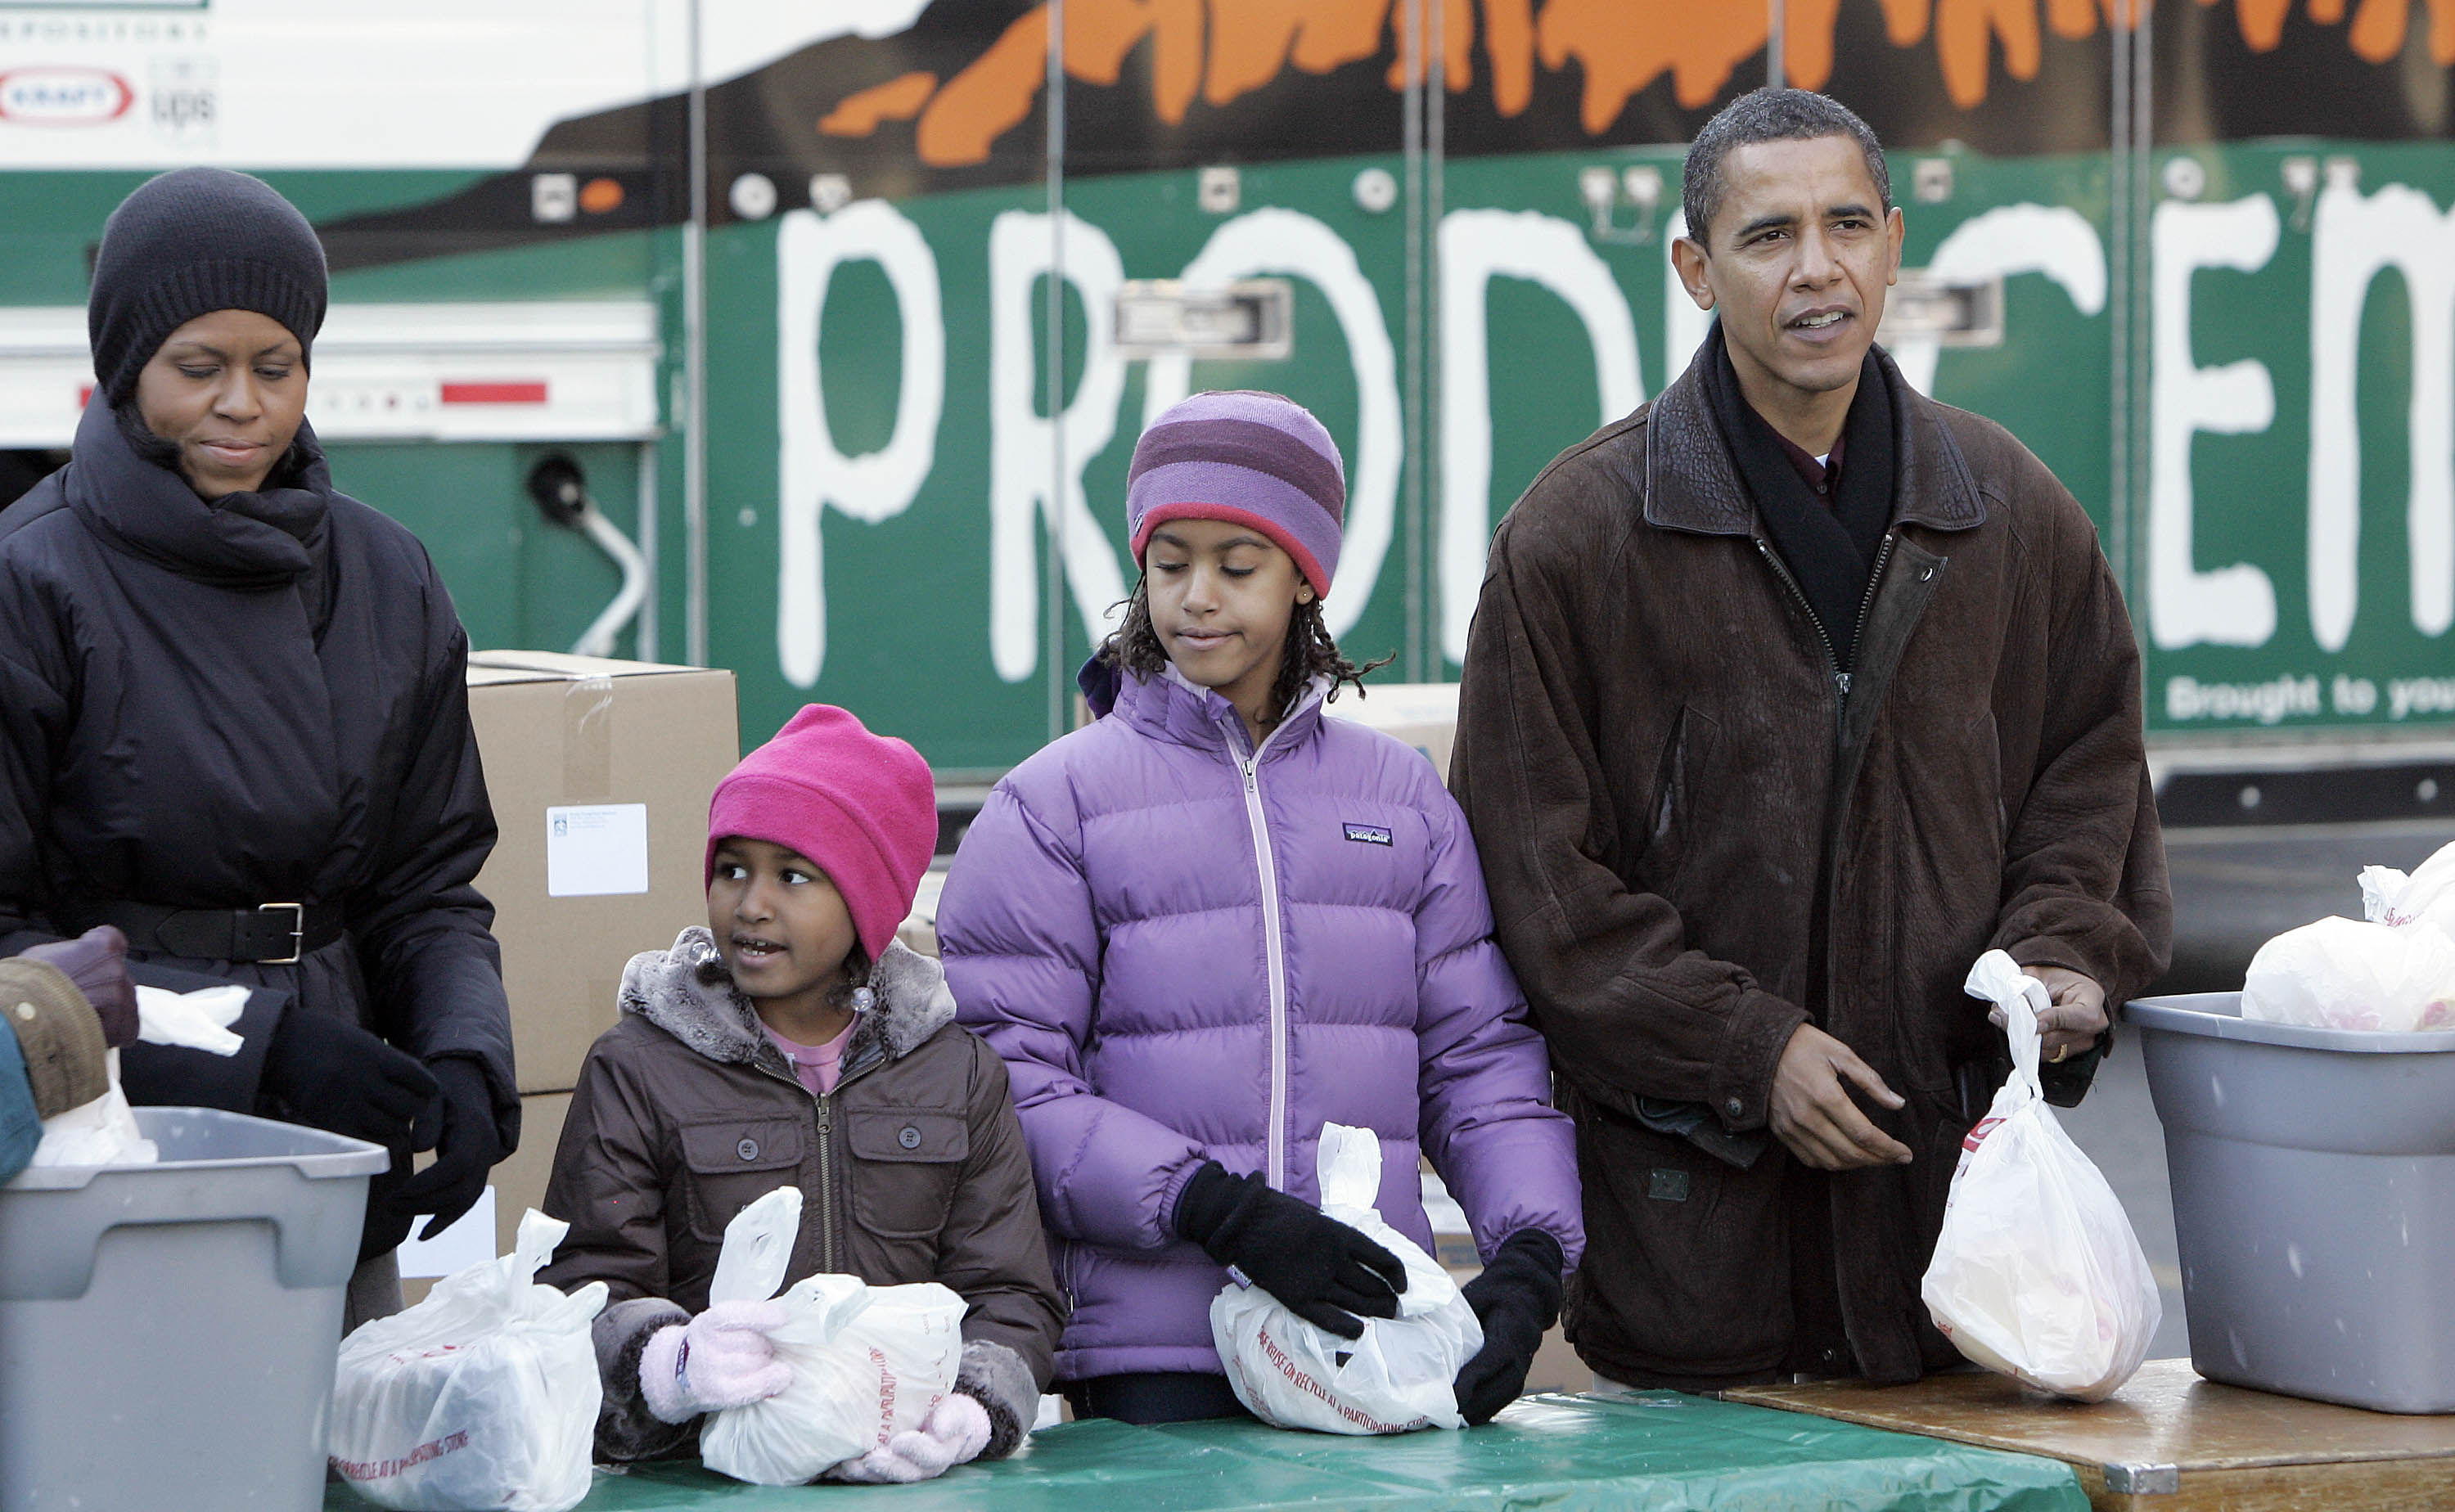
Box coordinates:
[827,1393,992,1483]
[1452,1228,1566,1425]
[1173,1160,1406,1339]
[637,1300,794,1423]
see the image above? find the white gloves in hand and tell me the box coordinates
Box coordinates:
[826,1393,993,1483]
[637,1299,794,1423]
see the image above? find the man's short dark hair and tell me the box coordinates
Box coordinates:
[1681,88,1891,245]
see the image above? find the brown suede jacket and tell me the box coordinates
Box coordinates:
[1451,346,2171,1389]
[538,929,1062,1464]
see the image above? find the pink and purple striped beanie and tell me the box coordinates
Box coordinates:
[1125,390,1346,594]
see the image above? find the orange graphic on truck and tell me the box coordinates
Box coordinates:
[820,0,2455,166]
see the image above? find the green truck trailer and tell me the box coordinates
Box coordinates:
[5,0,2451,967]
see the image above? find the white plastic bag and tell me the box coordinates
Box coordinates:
[2242,915,2455,1032]
[1921,951,2159,1402]
[2241,839,2455,1033]
[330,1211,608,1511]
[698,1187,966,1486]
[1209,1124,1483,1434]
[135,982,250,1056]
[30,1048,155,1167]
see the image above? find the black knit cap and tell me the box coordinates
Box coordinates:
[88,167,328,406]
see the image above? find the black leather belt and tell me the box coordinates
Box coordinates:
[75,900,344,964]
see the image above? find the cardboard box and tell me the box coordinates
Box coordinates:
[466,651,739,1096]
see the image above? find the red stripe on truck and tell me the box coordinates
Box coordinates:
[439,381,548,404]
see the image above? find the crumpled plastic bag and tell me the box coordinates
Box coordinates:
[698,1187,966,1486]
[1210,1123,1484,1434]
[135,982,250,1056]
[1921,951,2159,1402]
[2359,837,2455,934]
[30,983,255,1168]
[2243,839,2455,1032]
[31,1048,154,1167]
[330,1210,608,1511]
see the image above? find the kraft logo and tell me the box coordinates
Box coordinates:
[0,70,135,126]
[1343,821,1392,846]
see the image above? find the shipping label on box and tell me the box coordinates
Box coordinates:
[545,803,650,897]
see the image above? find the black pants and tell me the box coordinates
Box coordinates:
[1062,1372,1251,1424]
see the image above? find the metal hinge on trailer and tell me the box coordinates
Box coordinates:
[1114,279,1293,361]
[1876,269,2006,349]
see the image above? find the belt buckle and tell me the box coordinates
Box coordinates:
[259,902,306,965]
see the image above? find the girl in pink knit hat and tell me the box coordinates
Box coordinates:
[538,704,1061,1483]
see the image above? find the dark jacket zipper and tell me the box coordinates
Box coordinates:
[1751,530,1903,1035]
[1753,538,1847,713]
[752,1039,890,1276]
[1844,534,1900,698]
[1752,532,1901,719]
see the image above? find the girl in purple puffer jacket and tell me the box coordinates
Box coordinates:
[937,390,1583,1427]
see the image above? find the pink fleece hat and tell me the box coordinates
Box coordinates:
[705,704,937,964]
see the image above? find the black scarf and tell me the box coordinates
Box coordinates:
[1700,322,1897,670]
[60,397,334,594]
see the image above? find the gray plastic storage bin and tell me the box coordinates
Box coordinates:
[0,1107,389,1511]
[2128,992,2455,1413]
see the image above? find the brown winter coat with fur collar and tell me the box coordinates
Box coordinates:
[539,929,1061,1463]
[1450,346,2171,1389]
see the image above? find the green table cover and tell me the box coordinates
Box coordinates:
[324,1393,2085,1510]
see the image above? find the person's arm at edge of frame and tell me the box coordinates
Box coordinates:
[0,1009,40,1184]
[1993,470,2174,1106]
[0,580,72,958]
[1404,789,1583,1424]
[347,567,516,1232]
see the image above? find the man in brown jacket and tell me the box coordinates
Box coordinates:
[1451,88,2170,1392]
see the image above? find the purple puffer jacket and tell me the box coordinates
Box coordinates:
[939,662,1583,1380]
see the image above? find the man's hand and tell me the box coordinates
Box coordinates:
[2023,966,2107,1066]
[1768,1024,1912,1171]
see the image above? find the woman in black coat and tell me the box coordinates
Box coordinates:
[0,169,515,1320]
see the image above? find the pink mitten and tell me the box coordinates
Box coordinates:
[827,1393,993,1483]
[637,1299,792,1423]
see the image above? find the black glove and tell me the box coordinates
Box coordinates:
[1173,1161,1405,1340]
[1452,1228,1565,1426]
[388,1057,505,1242]
[258,1006,437,1149]
[19,926,137,1049]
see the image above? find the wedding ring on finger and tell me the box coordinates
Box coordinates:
[2049,1042,2071,1064]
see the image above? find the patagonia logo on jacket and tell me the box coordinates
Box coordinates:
[1343,821,1393,846]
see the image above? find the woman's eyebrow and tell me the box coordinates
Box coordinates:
[161,340,300,362]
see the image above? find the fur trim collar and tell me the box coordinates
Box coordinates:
[620,926,956,1071]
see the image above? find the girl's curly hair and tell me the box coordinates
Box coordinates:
[1098,579,1392,730]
